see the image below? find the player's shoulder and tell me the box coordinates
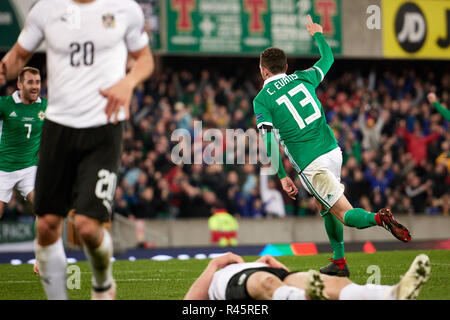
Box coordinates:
[0,95,13,104]
[105,0,142,11]
[0,95,13,112]
[27,0,65,18]
[31,0,62,10]
[253,89,267,105]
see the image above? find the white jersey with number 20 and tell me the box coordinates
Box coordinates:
[18,0,149,128]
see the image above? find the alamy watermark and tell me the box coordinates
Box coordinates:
[67,265,81,290]
[366,5,381,30]
[366,265,381,285]
[170,121,280,175]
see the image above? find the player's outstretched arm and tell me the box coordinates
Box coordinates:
[100,46,154,124]
[184,252,244,300]
[428,92,450,120]
[305,15,334,81]
[0,42,33,86]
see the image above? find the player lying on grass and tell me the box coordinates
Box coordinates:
[253,15,412,277]
[184,252,430,300]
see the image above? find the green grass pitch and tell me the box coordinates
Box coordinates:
[0,250,448,300]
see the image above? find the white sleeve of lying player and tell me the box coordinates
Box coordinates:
[17,1,48,52]
[125,0,149,52]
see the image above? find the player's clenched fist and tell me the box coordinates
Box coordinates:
[305,14,323,36]
[427,92,437,104]
[281,176,298,200]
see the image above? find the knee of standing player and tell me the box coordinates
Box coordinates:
[73,214,101,242]
[36,214,60,234]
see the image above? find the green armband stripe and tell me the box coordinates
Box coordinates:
[313,66,324,81]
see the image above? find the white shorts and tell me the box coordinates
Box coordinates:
[298,147,345,211]
[0,166,37,203]
[208,262,267,300]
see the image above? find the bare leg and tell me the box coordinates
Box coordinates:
[282,272,308,290]
[26,191,34,204]
[246,272,285,300]
[73,214,104,249]
[0,201,5,219]
[25,191,39,275]
[36,214,64,246]
[246,271,306,300]
[329,194,353,224]
[314,198,326,215]
[284,272,352,300]
[319,274,352,300]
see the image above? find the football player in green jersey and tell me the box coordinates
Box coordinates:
[253,16,411,277]
[0,66,46,274]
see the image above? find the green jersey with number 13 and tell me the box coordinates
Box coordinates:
[253,33,337,172]
[0,91,47,172]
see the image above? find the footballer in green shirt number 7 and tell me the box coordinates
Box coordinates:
[0,66,46,274]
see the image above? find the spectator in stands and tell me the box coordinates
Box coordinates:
[405,174,432,214]
[346,168,371,208]
[114,186,130,218]
[358,107,387,151]
[259,172,286,218]
[436,141,450,172]
[396,121,442,167]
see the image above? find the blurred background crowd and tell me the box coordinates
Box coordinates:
[1,57,449,222]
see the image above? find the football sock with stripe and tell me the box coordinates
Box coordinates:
[322,211,345,260]
[83,228,113,291]
[339,283,396,300]
[343,208,378,229]
[35,238,68,300]
[272,285,307,300]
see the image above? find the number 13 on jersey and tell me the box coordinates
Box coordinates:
[276,83,321,130]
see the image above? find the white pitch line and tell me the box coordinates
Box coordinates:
[0,277,197,284]
[115,278,197,282]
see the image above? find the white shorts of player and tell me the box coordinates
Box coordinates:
[208,262,268,300]
[0,166,37,203]
[298,147,345,211]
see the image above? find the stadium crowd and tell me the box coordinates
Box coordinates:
[1,58,449,222]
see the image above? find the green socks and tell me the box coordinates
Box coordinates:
[343,208,378,229]
[322,208,378,260]
[322,211,345,260]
